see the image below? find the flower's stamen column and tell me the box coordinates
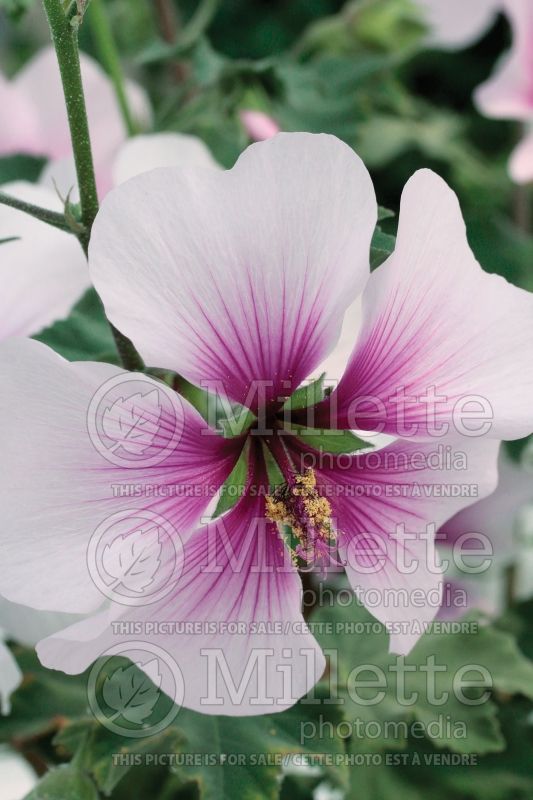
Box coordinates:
[264,432,338,571]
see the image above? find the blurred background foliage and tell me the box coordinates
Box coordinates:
[1,0,533,798]
[2,0,531,289]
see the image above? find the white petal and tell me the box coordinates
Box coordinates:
[90,133,377,409]
[112,132,221,186]
[0,338,239,614]
[416,0,499,50]
[509,128,533,184]
[322,169,533,441]
[0,181,89,339]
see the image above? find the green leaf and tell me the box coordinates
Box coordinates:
[263,445,285,488]
[55,717,185,795]
[172,696,347,800]
[344,699,533,800]
[23,765,99,800]
[313,600,533,756]
[0,646,88,743]
[283,374,326,412]
[287,425,372,455]
[213,446,249,517]
[102,661,160,725]
[34,288,119,363]
[0,154,45,183]
[176,376,255,434]
[371,226,396,269]
[55,684,346,798]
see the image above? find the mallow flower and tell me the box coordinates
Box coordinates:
[1,134,214,346]
[0,181,89,711]
[40,131,221,200]
[475,0,533,183]
[0,46,150,195]
[240,110,280,141]
[0,181,89,341]
[0,132,221,711]
[1,134,533,716]
[438,448,533,619]
[414,0,499,50]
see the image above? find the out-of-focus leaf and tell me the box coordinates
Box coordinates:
[0,647,87,743]
[0,155,46,184]
[34,288,119,363]
[23,765,99,800]
[55,717,185,795]
[314,601,533,755]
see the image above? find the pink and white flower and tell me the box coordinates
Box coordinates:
[240,109,280,141]
[414,0,500,50]
[1,134,214,347]
[0,46,151,195]
[1,133,533,715]
[438,448,533,619]
[41,131,221,200]
[0,181,89,340]
[475,0,533,183]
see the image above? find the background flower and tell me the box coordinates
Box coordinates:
[475,0,533,182]
[0,182,88,340]
[1,46,151,195]
[414,0,500,50]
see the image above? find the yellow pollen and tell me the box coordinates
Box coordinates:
[265,468,337,562]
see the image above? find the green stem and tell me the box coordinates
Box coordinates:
[42,0,99,245]
[143,0,219,64]
[181,0,219,49]
[89,0,137,136]
[41,0,144,373]
[0,191,73,233]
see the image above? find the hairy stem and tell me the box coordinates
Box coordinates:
[41,0,144,372]
[41,0,99,248]
[0,191,73,233]
[89,0,137,136]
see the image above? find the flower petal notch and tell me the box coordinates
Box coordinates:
[89,132,377,410]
